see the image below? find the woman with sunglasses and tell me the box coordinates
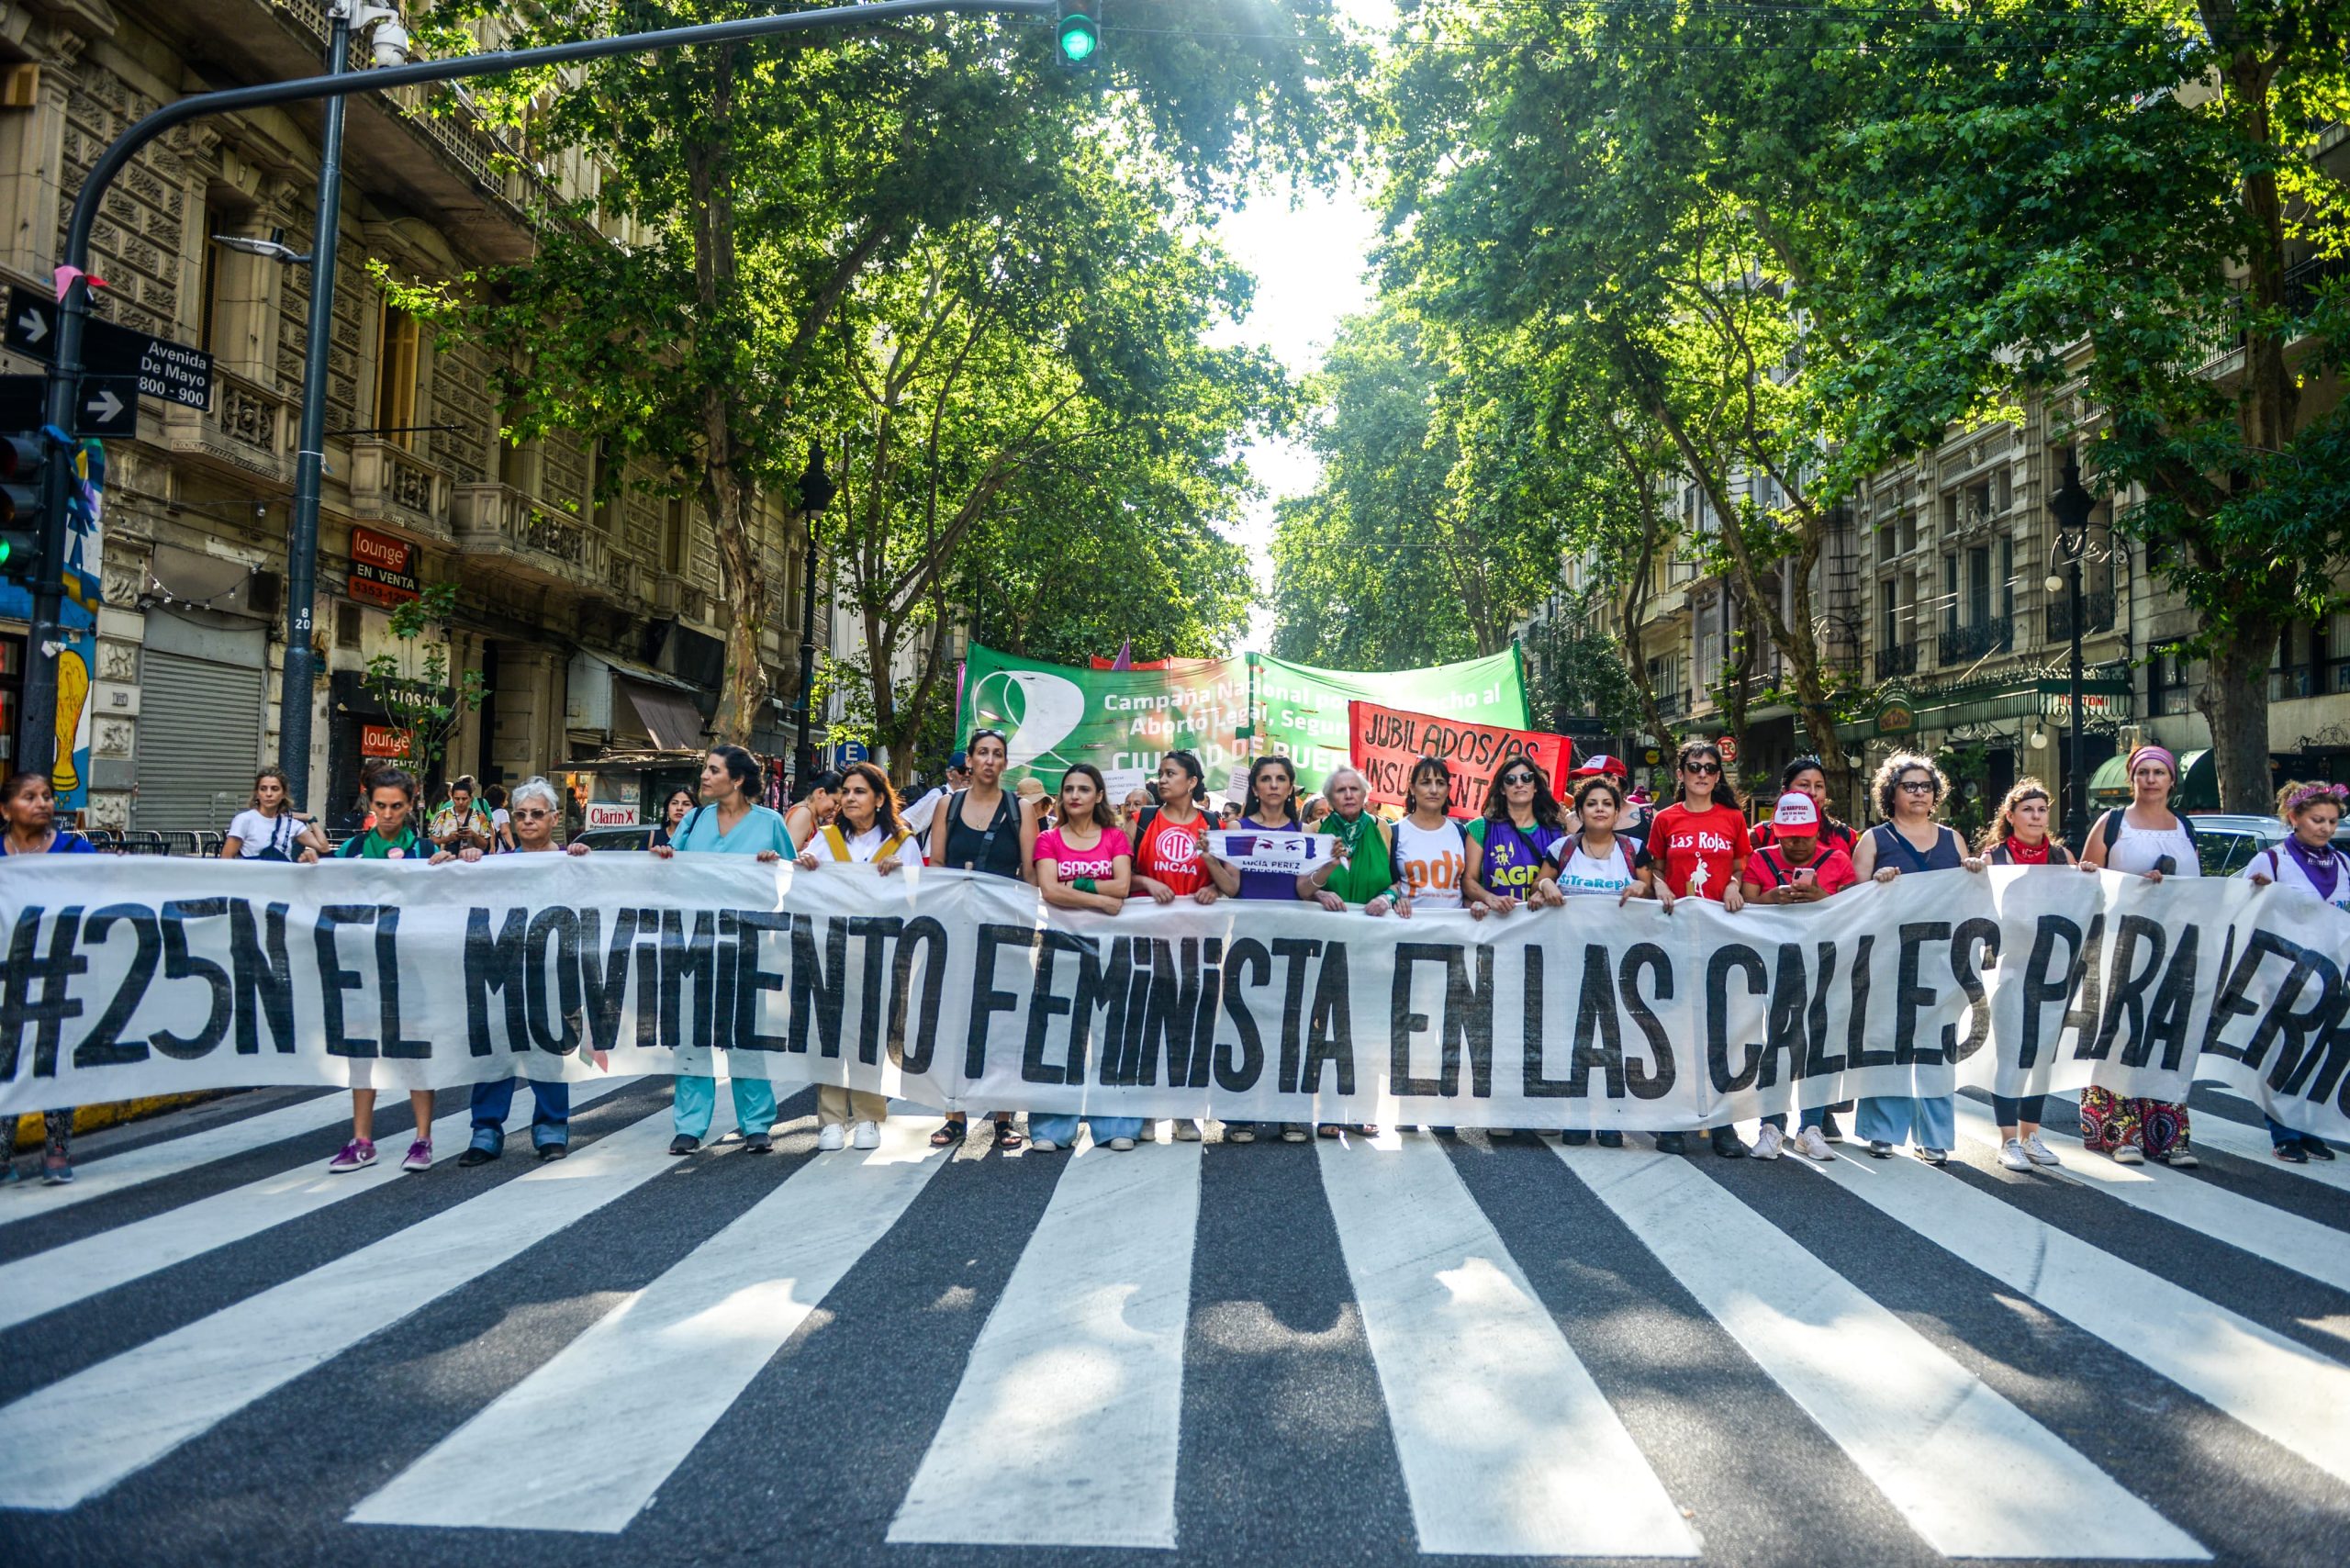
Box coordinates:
[1645,741,1751,1156]
[1962,778,2075,1170]
[437,777,591,1163]
[922,727,1029,1150]
[1466,754,1570,911]
[1849,751,1964,1164]
[1203,754,1314,1141]
[2076,745,2200,1167]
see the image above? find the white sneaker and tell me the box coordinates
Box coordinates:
[2020,1133,2060,1166]
[1751,1124,1785,1160]
[851,1121,880,1150]
[2111,1144,2145,1165]
[1029,1137,1060,1151]
[1998,1138,2031,1171]
[1172,1119,1202,1142]
[816,1124,845,1152]
[1794,1126,1833,1161]
[1108,1136,1136,1151]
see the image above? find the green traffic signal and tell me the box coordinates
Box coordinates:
[1057,2,1100,69]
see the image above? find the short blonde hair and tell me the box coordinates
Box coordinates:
[1871,750,1949,821]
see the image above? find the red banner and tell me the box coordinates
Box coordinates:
[1347,700,1573,813]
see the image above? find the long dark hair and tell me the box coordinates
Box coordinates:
[1244,754,1299,828]
[708,744,760,797]
[660,786,696,824]
[1407,756,1454,819]
[1058,762,1120,834]
[1670,739,1742,812]
[1163,749,1210,809]
[1480,753,1567,830]
[837,760,904,838]
[1779,754,1852,838]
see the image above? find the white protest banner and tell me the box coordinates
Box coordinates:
[1101,766,1149,802]
[1205,828,1332,878]
[3,858,2346,1140]
[1221,763,1250,807]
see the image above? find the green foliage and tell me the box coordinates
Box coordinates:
[1532,588,1645,737]
[361,583,487,782]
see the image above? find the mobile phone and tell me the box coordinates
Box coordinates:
[2154,854,2177,876]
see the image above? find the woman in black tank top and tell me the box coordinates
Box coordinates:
[928,730,1030,1148]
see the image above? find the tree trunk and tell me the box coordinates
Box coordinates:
[2199,618,2278,812]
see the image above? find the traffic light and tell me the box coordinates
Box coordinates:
[1,431,46,587]
[1057,0,1101,69]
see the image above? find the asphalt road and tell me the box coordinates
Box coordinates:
[3,1081,2346,1568]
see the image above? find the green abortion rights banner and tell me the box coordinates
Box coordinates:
[957,643,1529,793]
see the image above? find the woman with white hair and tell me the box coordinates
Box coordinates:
[437,776,589,1163]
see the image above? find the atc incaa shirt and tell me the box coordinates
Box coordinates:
[1647,801,1751,902]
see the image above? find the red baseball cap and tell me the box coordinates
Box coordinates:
[1571,754,1629,779]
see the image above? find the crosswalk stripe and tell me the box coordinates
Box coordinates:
[1317,1132,1696,1558]
[2137,1098,2350,1196]
[889,1136,1203,1549]
[0,1091,357,1226]
[351,1111,949,1534]
[0,1098,708,1512]
[1951,1099,2350,1305]
[0,1077,635,1333]
[1558,1142,2206,1560]
[1799,1148,2350,1489]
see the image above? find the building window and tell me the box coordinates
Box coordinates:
[2150,642,2199,717]
[375,301,422,450]
[2271,622,2322,702]
[663,496,688,575]
[199,207,231,354]
[1878,577,1900,653]
[1966,545,1991,627]
[1998,536,2014,622]
[1942,554,1959,641]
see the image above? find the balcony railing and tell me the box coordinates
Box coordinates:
[1940,617,2014,665]
[1873,643,1918,683]
[158,368,297,487]
[1652,689,1690,722]
[349,440,453,543]
[2045,588,2117,643]
[452,482,611,593]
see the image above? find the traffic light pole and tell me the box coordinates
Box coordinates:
[15,0,1058,783]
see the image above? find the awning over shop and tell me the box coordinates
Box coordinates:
[1838,667,2135,745]
[620,678,707,752]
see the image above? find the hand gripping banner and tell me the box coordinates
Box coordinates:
[2,857,2346,1140]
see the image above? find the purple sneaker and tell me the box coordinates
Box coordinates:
[328,1138,376,1173]
[400,1138,432,1173]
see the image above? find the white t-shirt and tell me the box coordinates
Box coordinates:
[226,809,300,857]
[1393,816,1467,908]
[2105,814,2199,878]
[1555,833,1646,897]
[2242,841,2350,909]
[901,785,949,835]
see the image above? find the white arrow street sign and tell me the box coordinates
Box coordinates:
[84,386,123,423]
[17,308,47,344]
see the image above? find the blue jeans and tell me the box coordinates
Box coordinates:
[2267,1114,2330,1149]
[1857,1094,1955,1149]
[673,1074,777,1139]
[470,1077,569,1151]
[1030,1114,1145,1147]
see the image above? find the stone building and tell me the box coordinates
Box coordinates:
[0,0,816,831]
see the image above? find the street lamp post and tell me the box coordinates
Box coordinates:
[10,0,1056,783]
[791,443,836,791]
[2047,452,2098,851]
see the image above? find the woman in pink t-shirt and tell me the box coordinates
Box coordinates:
[1026,763,1142,1149]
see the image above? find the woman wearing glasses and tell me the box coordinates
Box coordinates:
[436,777,590,1163]
[1465,754,1570,911]
[1645,741,1751,1157]
[1203,754,1313,1142]
[923,727,1029,1150]
[1850,751,1965,1164]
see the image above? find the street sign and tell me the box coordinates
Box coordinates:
[0,373,138,436]
[5,286,213,410]
[75,375,137,437]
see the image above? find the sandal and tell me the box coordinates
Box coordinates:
[993,1121,1024,1152]
[930,1121,968,1148]
[1316,1125,1341,1139]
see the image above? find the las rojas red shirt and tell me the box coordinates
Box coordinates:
[1647,801,1752,902]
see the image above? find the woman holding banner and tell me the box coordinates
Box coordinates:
[1552,774,1663,1153]
[1027,764,1147,1153]
[1646,741,1751,1158]
[1742,791,1860,1161]
[1,770,96,1185]
[1465,754,1570,911]
[1960,779,2076,1170]
[924,728,1027,1151]
[795,761,916,1151]
[649,745,791,1158]
[2076,745,2200,1167]
[1852,752,1964,1164]
[2244,781,2350,1162]
[1203,755,1311,1142]
[1294,766,1391,1139]
[1132,750,1219,1143]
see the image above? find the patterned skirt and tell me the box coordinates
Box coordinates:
[2079,1087,2190,1157]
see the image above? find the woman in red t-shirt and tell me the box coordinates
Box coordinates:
[1130,749,1219,907]
[1646,741,1751,912]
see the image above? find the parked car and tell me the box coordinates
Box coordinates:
[572,823,658,853]
[2185,812,2287,878]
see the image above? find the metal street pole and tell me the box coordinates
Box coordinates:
[791,443,835,791]
[2047,451,2097,851]
[13,0,1056,780]
[275,3,354,810]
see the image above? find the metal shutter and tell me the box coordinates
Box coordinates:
[134,648,266,831]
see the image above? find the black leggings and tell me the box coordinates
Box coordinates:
[1993,1094,2045,1126]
